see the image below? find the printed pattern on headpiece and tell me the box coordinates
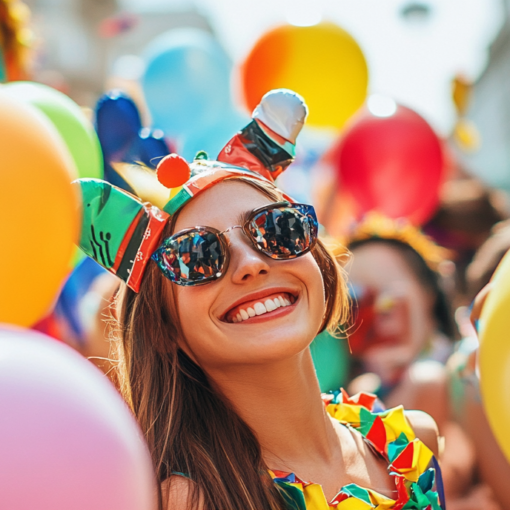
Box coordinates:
[270,389,445,510]
[218,88,307,182]
[75,179,169,292]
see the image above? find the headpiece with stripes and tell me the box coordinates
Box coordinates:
[74,89,308,291]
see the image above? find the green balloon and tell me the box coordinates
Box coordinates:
[310,330,349,393]
[2,82,103,180]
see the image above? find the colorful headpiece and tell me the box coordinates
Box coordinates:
[341,212,450,271]
[75,89,308,292]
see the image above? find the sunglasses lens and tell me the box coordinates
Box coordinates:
[153,230,225,285]
[248,205,318,259]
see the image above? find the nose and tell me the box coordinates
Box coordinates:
[225,229,271,284]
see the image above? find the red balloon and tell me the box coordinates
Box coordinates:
[333,103,444,225]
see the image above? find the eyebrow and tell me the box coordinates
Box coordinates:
[236,208,252,226]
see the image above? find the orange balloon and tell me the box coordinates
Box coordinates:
[0,93,80,327]
[241,23,369,129]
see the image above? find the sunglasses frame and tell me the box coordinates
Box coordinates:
[152,201,318,286]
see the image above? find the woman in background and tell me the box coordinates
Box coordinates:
[345,214,501,509]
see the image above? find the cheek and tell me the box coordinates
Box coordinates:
[300,253,327,324]
[174,286,215,345]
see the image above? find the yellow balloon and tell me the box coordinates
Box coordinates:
[242,23,369,129]
[479,249,510,463]
[0,93,80,327]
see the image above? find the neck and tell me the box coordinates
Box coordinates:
[207,348,338,472]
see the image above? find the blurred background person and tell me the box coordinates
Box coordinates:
[342,215,505,509]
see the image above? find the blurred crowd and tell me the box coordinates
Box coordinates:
[2,0,510,509]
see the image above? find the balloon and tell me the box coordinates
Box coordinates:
[180,110,248,162]
[0,93,79,327]
[333,100,444,225]
[310,330,349,393]
[0,326,156,510]
[241,23,368,130]
[142,28,248,159]
[95,90,170,189]
[479,250,510,464]
[3,81,103,180]
[33,257,107,345]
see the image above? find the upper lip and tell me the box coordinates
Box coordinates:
[219,287,299,322]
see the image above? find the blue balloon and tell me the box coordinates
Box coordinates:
[181,109,249,161]
[95,90,170,189]
[54,257,106,346]
[142,29,241,140]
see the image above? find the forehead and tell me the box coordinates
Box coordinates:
[174,180,274,231]
[349,242,417,288]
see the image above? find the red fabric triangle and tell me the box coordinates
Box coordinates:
[271,470,290,478]
[357,393,377,410]
[340,388,377,411]
[331,492,349,505]
[392,476,410,510]
[391,442,414,471]
[366,415,387,454]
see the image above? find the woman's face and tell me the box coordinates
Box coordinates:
[348,242,435,383]
[169,180,326,370]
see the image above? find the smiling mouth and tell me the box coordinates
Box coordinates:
[223,292,297,324]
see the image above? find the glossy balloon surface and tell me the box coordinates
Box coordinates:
[241,23,368,129]
[0,93,80,326]
[333,104,444,225]
[0,326,156,510]
[479,250,510,464]
[3,81,103,180]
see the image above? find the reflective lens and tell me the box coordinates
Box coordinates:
[247,204,318,259]
[153,203,319,286]
[152,229,225,286]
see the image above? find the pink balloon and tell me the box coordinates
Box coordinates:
[0,326,156,510]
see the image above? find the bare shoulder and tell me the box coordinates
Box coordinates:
[405,360,450,428]
[406,409,440,457]
[161,475,204,510]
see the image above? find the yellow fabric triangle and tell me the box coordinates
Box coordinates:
[336,498,374,510]
[413,439,433,475]
[303,483,331,510]
[326,403,362,426]
[381,406,415,443]
[367,489,396,510]
[390,439,433,482]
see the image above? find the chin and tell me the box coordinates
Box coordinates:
[230,326,316,364]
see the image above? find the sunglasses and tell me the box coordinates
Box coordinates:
[151,201,318,286]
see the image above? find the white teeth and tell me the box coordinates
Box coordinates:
[254,302,267,315]
[229,295,296,323]
[265,299,276,312]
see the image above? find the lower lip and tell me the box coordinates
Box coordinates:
[228,301,297,325]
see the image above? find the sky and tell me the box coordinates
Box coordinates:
[120,0,505,135]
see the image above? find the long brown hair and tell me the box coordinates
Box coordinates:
[114,178,349,510]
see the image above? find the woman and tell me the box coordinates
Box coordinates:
[76,90,444,510]
[344,215,455,405]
